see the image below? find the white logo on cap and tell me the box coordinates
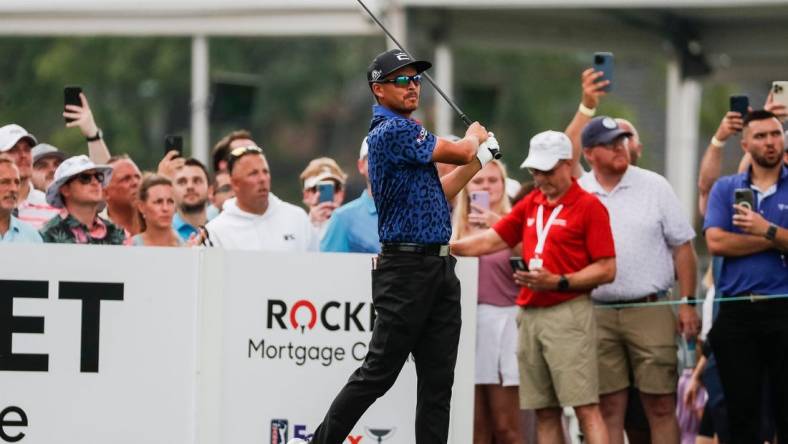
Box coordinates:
[602,118,617,129]
[395,52,410,61]
[371,69,382,81]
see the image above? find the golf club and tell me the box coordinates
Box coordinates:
[356,0,502,159]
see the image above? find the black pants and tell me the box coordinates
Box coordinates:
[310,253,462,444]
[709,299,788,443]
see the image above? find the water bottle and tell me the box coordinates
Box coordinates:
[681,335,697,368]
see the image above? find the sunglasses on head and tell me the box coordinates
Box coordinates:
[374,74,422,86]
[71,171,104,185]
[226,146,264,172]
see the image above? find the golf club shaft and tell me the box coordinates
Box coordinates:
[356,0,501,159]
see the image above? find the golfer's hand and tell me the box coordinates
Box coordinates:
[466,122,489,145]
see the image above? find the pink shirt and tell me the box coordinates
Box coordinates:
[477,248,519,306]
[17,189,60,229]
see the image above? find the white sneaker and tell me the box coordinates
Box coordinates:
[286,439,308,444]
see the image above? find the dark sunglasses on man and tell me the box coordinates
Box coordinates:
[374,74,422,87]
[69,171,105,185]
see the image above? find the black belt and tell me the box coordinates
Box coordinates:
[381,242,451,256]
[594,294,661,306]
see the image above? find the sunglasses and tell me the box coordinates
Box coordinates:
[597,136,629,150]
[226,146,264,172]
[71,171,104,185]
[374,74,422,86]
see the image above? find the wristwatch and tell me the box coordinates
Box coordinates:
[86,129,103,142]
[765,223,778,241]
[557,275,570,291]
[680,296,697,306]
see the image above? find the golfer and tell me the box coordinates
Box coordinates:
[294,49,498,444]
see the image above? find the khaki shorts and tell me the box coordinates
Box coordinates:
[515,295,599,409]
[595,304,677,395]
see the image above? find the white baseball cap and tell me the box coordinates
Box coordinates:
[0,124,38,152]
[359,138,369,160]
[46,155,113,208]
[520,130,572,171]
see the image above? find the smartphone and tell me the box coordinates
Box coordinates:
[469,190,490,213]
[165,135,183,157]
[772,81,788,107]
[317,181,335,204]
[593,52,614,93]
[64,86,83,123]
[730,95,749,117]
[734,188,755,212]
[509,257,528,272]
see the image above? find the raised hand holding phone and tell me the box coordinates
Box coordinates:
[729,95,750,121]
[593,52,614,93]
[63,88,100,138]
[165,135,183,158]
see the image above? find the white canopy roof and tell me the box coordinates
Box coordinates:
[1,0,787,36]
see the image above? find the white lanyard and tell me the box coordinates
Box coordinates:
[534,204,563,256]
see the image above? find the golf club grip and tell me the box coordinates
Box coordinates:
[422,73,501,159]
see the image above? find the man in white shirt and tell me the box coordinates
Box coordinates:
[566,115,699,444]
[204,146,316,251]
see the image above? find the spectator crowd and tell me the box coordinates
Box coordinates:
[1,64,786,444]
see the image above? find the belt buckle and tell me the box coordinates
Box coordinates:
[439,245,450,256]
[749,294,767,303]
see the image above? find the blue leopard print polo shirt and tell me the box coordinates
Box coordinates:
[367,104,451,244]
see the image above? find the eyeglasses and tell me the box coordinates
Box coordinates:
[226,146,264,172]
[374,74,422,86]
[71,171,104,185]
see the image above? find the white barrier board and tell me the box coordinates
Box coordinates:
[216,251,477,444]
[0,246,477,444]
[0,244,200,444]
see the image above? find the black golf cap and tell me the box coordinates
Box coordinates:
[581,116,633,148]
[367,49,432,83]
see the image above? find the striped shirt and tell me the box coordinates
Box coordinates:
[17,187,60,229]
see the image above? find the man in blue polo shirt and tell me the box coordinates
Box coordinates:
[303,49,498,444]
[704,110,788,441]
[320,138,379,253]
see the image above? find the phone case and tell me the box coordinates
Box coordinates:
[318,183,334,204]
[469,191,490,212]
[773,81,788,107]
[730,95,749,116]
[64,86,82,123]
[593,52,614,93]
[734,188,755,211]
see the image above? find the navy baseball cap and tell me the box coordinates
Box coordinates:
[367,49,432,83]
[581,116,633,148]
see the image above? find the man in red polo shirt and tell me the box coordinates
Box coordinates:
[452,130,616,443]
